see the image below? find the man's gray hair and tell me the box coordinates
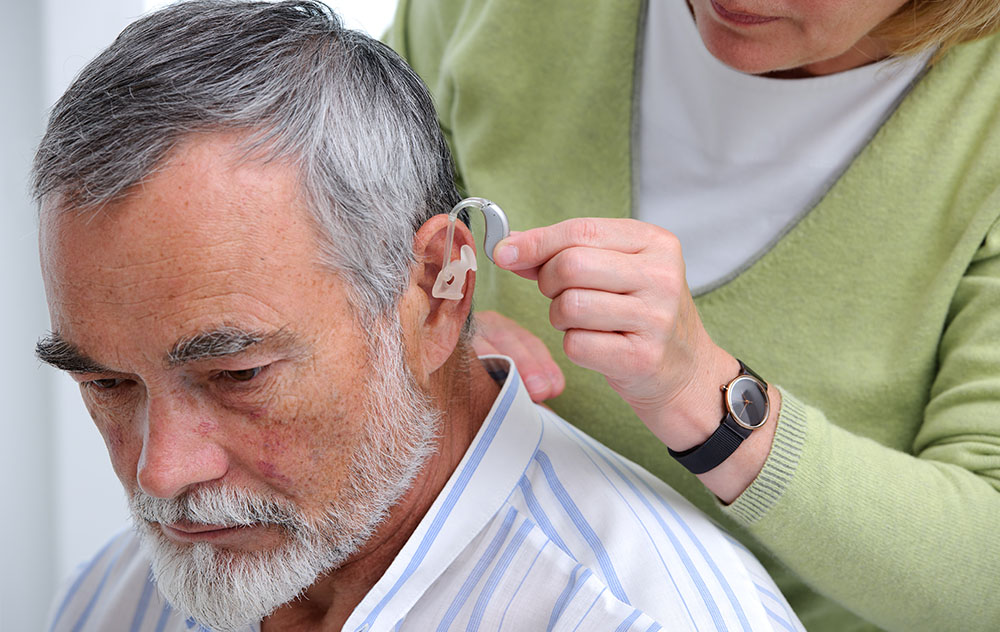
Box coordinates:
[32,0,460,316]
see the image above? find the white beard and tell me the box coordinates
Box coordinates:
[128,320,441,632]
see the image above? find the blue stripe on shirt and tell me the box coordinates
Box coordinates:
[615,609,643,632]
[753,582,796,632]
[49,534,122,631]
[572,586,608,632]
[496,540,549,631]
[546,419,701,629]
[547,564,593,632]
[721,532,752,555]
[436,506,519,632]
[466,515,534,631]
[533,450,629,604]
[763,604,797,632]
[360,380,520,629]
[615,608,642,632]
[557,420,740,631]
[154,602,172,632]
[71,537,131,632]
[516,475,574,559]
[129,571,156,632]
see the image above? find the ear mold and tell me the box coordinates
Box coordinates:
[432,244,478,300]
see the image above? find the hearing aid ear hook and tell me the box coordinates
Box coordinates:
[431,197,510,300]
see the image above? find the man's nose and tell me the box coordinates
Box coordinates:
[136,395,229,499]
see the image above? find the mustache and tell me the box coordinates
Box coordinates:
[129,485,304,531]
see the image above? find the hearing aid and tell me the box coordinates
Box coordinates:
[432,197,510,300]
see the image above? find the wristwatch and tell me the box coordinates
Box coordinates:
[668,360,770,474]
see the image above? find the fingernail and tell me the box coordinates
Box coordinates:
[524,374,549,395]
[494,243,518,267]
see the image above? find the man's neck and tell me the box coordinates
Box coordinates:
[262,349,503,631]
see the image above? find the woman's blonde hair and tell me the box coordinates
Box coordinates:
[876,0,1000,59]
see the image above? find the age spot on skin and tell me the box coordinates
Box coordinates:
[248,407,268,420]
[256,459,292,484]
[103,425,128,456]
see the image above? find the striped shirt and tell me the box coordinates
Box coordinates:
[48,356,804,632]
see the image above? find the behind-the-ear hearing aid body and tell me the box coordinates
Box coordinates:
[432,197,510,300]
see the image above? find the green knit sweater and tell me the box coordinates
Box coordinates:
[388,2,1000,630]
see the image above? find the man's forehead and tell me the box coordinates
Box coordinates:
[42,133,307,235]
[37,133,346,374]
[40,134,324,293]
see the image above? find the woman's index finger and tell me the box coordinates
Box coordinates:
[493,218,647,271]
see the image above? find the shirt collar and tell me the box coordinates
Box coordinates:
[344,355,542,632]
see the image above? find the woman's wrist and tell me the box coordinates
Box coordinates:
[635,342,739,450]
[633,342,780,503]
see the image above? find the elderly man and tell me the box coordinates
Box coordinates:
[35,2,802,631]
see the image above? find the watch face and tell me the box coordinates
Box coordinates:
[726,376,769,429]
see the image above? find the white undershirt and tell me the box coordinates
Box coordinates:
[638,0,930,292]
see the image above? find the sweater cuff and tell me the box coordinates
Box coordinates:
[723,387,808,525]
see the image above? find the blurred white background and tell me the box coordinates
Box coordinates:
[0,1,397,629]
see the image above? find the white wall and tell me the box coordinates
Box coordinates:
[2,2,148,629]
[1,2,396,630]
[1,3,54,629]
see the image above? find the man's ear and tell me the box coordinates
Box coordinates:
[401,213,477,377]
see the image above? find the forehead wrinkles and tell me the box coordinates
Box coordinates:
[44,181,311,321]
[44,135,312,261]
[40,135,351,377]
[43,238,294,375]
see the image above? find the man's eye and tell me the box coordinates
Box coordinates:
[88,378,125,390]
[221,367,263,382]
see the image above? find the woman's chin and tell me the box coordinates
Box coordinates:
[697,25,798,75]
[695,20,887,78]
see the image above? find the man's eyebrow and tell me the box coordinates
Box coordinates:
[167,327,301,366]
[35,333,112,374]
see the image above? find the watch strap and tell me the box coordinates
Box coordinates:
[667,416,752,474]
[738,360,766,387]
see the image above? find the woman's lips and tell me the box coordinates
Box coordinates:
[709,0,780,25]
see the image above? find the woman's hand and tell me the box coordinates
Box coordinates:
[473,310,565,402]
[492,218,776,499]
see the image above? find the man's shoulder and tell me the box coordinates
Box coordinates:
[392,399,800,630]
[47,530,193,632]
[527,404,695,517]
[506,405,801,631]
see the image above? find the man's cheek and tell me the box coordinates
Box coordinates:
[83,397,143,478]
[242,423,291,487]
[97,418,142,484]
[251,395,356,491]
[255,458,294,486]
